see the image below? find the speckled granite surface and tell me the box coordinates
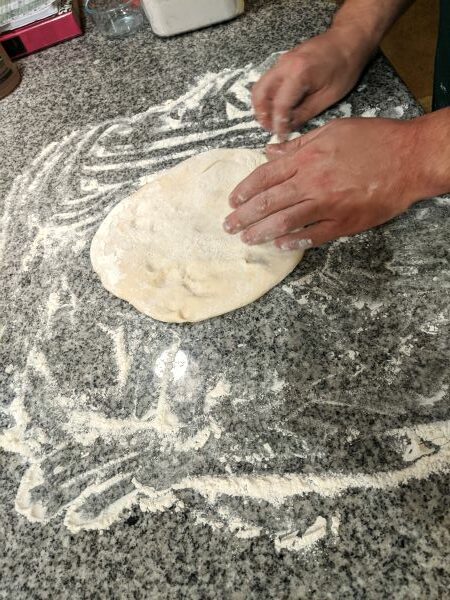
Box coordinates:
[0,1,449,598]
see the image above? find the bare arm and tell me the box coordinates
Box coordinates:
[332,0,414,53]
[223,1,450,252]
[414,107,450,199]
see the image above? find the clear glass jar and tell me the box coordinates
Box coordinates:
[85,0,144,39]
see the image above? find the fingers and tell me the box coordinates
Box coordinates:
[252,71,281,131]
[252,50,314,136]
[290,93,328,128]
[254,77,309,138]
[275,220,338,250]
[227,156,296,210]
[224,178,304,234]
[240,200,322,245]
[271,78,309,142]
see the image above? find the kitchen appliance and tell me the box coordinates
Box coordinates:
[0,0,83,59]
[0,0,59,33]
[141,0,245,37]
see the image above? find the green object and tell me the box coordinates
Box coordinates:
[433,0,450,110]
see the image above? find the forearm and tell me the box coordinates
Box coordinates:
[328,0,414,67]
[412,108,450,200]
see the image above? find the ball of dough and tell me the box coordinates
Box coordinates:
[90,148,303,322]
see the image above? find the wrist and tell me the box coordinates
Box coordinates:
[330,0,412,63]
[329,16,382,68]
[410,109,450,200]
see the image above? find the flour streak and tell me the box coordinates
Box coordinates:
[1,51,448,555]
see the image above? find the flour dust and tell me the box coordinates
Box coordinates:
[1,52,449,554]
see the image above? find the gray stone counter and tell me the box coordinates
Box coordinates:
[1,1,449,598]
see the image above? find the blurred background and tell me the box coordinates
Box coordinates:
[0,0,440,111]
[380,0,438,112]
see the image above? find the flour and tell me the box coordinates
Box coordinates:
[46,291,60,327]
[15,464,47,523]
[396,431,435,463]
[64,473,136,532]
[204,379,231,412]
[263,443,275,458]
[12,417,448,540]
[361,107,379,118]
[167,425,449,504]
[142,340,183,430]
[98,324,131,389]
[1,51,449,555]
[270,372,286,393]
[0,396,35,459]
[56,419,450,541]
[330,513,340,537]
[339,102,352,118]
[418,384,449,407]
[274,516,328,553]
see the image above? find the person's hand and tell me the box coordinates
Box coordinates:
[223,117,429,250]
[252,29,373,140]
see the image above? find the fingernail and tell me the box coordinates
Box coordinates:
[223,219,234,233]
[224,218,243,234]
[230,193,246,207]
[279,238,313,252]
[241,231,254,245]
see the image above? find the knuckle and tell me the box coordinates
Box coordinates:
[254,164,272,185]
[257,193,272,215]
[293,59,310,76]
[298,147,320,164]
[273,96,291,112]
[284,178,300,196]
[285,51,310,71]
[274,106,291,119]
[277,212,293,234]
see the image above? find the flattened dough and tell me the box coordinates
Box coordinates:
[91,148,303,322]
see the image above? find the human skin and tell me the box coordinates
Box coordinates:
[223,0,450,250]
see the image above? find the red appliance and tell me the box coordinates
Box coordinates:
[0,1,83,59]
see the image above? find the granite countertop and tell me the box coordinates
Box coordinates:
[1,1,449,598]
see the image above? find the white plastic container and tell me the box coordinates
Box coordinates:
[141,0,245,37]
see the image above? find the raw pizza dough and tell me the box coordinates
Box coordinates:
[91,148,303,323]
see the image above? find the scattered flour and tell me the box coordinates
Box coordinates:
[0,51,448,555]
[270,371,286,393]
[98,324,131,389]
[330,513,340,537]
[204,379,231,412]
[274,516,327,553]
[418,384,449,407]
